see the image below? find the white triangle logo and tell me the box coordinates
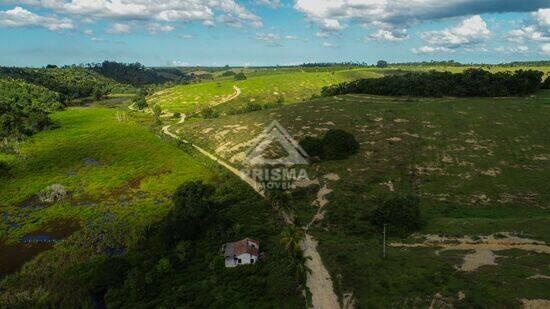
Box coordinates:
[244,120,309,167]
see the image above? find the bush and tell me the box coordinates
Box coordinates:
[134,96,148,110]
[38,184,67,204]
[321,129,360,160]
[200,107,219,119]
[299,136,323,158]
[221,70,235,77]
[542,76,550,89]
[234,72,247,81]
[152,104,162,117]
[0,99,52,140]
[370,195,422,237]
[299,129,359,161]
[173,112,181,119]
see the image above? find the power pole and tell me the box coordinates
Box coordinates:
[382,224,387,259]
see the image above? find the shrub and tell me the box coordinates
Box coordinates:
[38,184,67,204]
[173,112,181,119]
[370,195,422,237]
[321,129,360,160]
[542,76,550,89]
[299,136,323,158]
[134,97,148,110]
[234,72,247,81]
[221,70,235,77]
[201,107,219,119]
[152,104,162,117]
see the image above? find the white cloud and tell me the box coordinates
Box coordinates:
[18,0,262,29]
[285,35,298,40]
[507,9,550,43]
[420,16,490,48]
[255,0,281,9]
[542,43,550,55]
[178,34,193,39]
[256,32,281,45]
[322,42,335,48]
[368,29,408,41]
[107,23,131,34]
[294,0,547,34]
[494,45,530,53]
[83,29,93,35]
[0,6,74,31]
[147,23,175,34]
[411,46,454,54]
[171,60,190,66]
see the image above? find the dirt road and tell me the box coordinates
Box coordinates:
[134,85,341,308]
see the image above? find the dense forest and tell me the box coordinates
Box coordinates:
[88,61,190,86]
[0,179,304,307]
[321,69,546,97]
[0,67,119,101]
[0,78,61,142]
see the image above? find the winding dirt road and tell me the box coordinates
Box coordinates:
[134,85,340,309]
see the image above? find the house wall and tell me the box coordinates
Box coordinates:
[225,253,258,267]
[237,253,257,265]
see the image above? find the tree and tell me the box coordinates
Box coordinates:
[152,104,162,117]
[541,75,550,89]
[280,225,305,255]
[134,97,148,110]
[370,195,422,237]
[292,251,312,284]
[321,129,360,160]
[161,181,217,245]
[234,72,247,81]
[299,136,323,159]
[377,60,388,68]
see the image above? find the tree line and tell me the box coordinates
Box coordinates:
[87,61,190,86]
[321,69,548,97]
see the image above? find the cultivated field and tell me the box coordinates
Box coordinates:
[174,90,550,307]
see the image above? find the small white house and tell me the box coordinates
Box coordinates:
[222,238,259,267]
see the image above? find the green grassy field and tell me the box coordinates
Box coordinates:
[0,105,213,268]
[174,91,550,307]
[147,68,382,114]
[0,103,304,307]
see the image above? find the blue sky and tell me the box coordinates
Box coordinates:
[0,1,548,67]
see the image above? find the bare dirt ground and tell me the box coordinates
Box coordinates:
[391,233,550,271]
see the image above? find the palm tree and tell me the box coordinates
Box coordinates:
[293,251,312,284]
[280,224,305,254]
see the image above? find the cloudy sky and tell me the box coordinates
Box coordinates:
[0,0,549,66]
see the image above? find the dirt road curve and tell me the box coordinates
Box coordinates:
[135,85,341,309]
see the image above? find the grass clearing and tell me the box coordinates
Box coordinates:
[174,91,550,307]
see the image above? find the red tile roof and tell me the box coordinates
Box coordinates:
[224,238,259,257]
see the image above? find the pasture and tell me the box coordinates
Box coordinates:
[147,68,382,114]
[175,91,550,307]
